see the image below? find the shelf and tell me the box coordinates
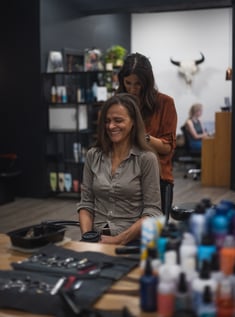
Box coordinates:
[43,70,114,199]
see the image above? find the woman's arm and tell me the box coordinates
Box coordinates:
[77,148,95,234]
[100,217,147,245]
[148,136,171,154]
[147,94,177,155]
[79,209,94,235]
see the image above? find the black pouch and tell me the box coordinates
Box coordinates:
[0,270,64,315]
[11,243,138,280]
[0,270,136,317]
[8,244,138,314]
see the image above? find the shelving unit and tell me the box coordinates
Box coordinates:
[42,71,113,198]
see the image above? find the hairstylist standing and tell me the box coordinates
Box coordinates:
[117,53,177,214]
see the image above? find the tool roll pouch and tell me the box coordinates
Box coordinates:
[2,244,138,316]
[0,270,64,315]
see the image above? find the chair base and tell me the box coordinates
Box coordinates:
[184,168,201,180]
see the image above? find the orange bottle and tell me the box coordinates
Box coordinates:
[220,235,235,276]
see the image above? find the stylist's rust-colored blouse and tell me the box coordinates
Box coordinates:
[146,92,177,184]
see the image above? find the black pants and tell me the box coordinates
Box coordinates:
[160,180,174,221]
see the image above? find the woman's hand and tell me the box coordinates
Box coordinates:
[99,234,123,245]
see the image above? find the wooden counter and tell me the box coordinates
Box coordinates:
[201,111,231,187]
[0,234,153,317]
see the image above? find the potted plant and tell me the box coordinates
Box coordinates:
[104,45,127,69]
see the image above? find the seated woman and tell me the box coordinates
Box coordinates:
[184,103,208,152]
[77,93,162,245]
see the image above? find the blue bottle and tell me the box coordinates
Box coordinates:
[197,234,217,270]
[157,226,169,263]
[201,198,216,234]
[140,257,157,312]
[220,199,235,234]
[211,203,229,249]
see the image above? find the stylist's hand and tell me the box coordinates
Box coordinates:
[99,234,122,245]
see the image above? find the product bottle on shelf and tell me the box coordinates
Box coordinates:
[51,86,57,103]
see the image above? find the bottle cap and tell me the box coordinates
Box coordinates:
[222,235,235,247]
[145,257,152,276]
[203,285,213,303]
[177,272,188,292]
[200,260,210,279]
[194,202,206,214]
[201,198,212,208]
[148,247,158,259]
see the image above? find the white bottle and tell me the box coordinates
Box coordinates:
[188,202,207,245]
[179,232,197,270]
[158,250,181,282]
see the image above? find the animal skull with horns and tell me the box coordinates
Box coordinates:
[170,52,205,84]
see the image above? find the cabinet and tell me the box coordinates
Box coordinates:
[201,111,231,187]
[42,71,114,198]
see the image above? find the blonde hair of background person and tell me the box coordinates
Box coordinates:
[185,103,208,152]
[77,93,162,245]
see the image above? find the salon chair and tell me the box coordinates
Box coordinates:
[176,126,201,180]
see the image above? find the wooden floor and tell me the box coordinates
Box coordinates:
[0,164,234,241]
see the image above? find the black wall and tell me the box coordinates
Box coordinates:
[0,0,46,197]
[40,0,131,72]
[0,0,130,198]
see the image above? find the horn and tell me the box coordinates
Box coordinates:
[170,58,180,66]
[195,52,205,65]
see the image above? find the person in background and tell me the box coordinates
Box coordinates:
[184,103,208,152]
[117,52,177,215]
[77,93,162,245]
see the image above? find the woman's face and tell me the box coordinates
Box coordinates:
[105,104,133,144]
[123,74,142,97]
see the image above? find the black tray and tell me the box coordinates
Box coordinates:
[7,220,79,249]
